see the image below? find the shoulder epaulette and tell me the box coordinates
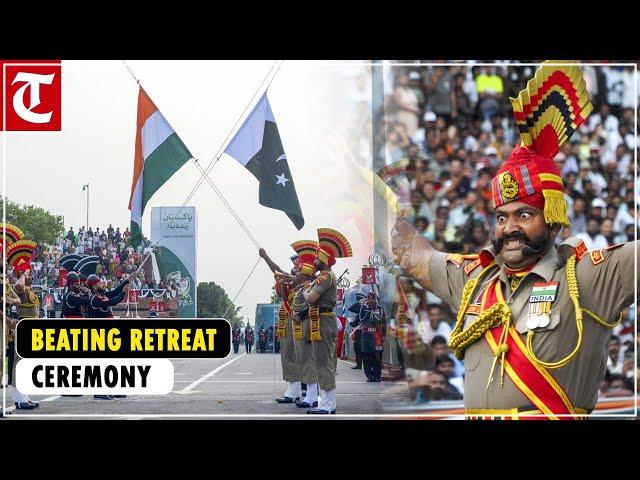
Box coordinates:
[590,249,605,265]
[315,271,331,287]
[574,240,588,261]
[446,253,479,268]
[590,243,625,265]
[464,258,483,276]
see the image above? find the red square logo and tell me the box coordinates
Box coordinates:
[362,266,377,285]
[2,61,61,131]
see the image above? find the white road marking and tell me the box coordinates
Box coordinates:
[178,353,246,393]
[2,394,60,414]
[41,395,61,402]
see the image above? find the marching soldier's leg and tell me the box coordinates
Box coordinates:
[11,350,30,407]
[310,314,337,414]
[295,320,318,408]
[277,317,301,403]
[354,340,362,369]
[374,351,382,382]
[362,352,372,381]
[288,316,302,400]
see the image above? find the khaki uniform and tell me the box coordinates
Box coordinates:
[293,286,317,385]
[426,238,638,413]
[2,276,19,387]
[280,298,300,382]
[13,285,40,387]
[17,286,39,319]
[310,269,338,391]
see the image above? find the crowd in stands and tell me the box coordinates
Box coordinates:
[5,225,180,298]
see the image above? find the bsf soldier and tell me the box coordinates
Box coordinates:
[86,274,130,318]
[259,243,314,404]
[291,253,321,409]
[7,239,41,409]
[303,228,352,414]
[392,61,638,419]
[61,271,90,318]
[1,253,22,418]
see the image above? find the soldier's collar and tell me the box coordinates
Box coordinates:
[481,244,558,283]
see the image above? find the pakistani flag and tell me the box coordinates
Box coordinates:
[129,87,193,248]
[224,93,304,229]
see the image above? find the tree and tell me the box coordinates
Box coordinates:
[0,199,64,245]
[197,281,244,326]
[269,286,280,304]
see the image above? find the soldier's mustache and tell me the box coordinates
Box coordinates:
[493,231,550,256]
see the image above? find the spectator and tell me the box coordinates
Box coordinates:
[577,218,608,251]
[393,73,421,137]
[434,354,464,396]
[430,335,464,378]
[607,336,624,375]
[412,369,462,403]
[475,66,504,121]
[424,66,453,122]
[422,304,452,343]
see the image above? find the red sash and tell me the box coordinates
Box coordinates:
[480,278,578,419]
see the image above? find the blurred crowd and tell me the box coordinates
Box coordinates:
[343,62,639,403]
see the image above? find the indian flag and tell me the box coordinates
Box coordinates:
[128,87,193,248]
[531,282,558,296]
[530,282,558,302]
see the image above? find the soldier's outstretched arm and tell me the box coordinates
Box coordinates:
[391,217,437,291]
[258,248,284,274]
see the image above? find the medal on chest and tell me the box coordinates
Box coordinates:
[527,281,558,330]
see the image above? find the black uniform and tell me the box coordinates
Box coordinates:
[244,327,254,353]
[258,327,267,353]
[232,327,242,354]
[62,290,90,318]
[348,302,382,382]
[87,280,129,318]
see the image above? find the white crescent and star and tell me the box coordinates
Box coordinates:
[275,173,289,186]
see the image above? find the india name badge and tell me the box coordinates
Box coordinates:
[527,282,558,329]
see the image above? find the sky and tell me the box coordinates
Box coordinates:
[3,60,380,324]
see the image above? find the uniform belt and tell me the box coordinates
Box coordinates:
[362,327,377,333]
[318,307,334,314]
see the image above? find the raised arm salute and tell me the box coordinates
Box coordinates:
[391,62,637,419]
